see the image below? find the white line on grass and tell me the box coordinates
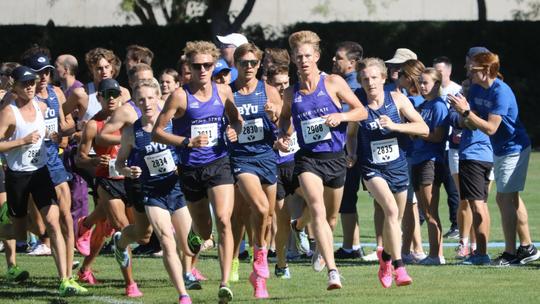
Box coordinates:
[21,287,142,304]
[335,242,540,248]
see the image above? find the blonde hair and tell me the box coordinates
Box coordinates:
[422,67,442,97]
[357,57,388,80]
[234,43,263,63]
[288,30,321,53]
[183,41,220,63]
[133,78,161,100]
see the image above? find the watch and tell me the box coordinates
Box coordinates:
[462,110,470,118]
[181,137,190,147]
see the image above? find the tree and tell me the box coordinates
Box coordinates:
[477,0,487,21]
[512,0,540,20]
[121,0,256,36]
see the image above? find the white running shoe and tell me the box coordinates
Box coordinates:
[27,243,52,256]
[311,249,326,272]
[362,250,379,262]
[327,269,342,290]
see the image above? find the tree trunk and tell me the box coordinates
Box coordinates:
[206,0,256,38]
[477,0,487,22]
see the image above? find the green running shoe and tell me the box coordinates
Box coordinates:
[6,265,29,283]
[187,229,203,254]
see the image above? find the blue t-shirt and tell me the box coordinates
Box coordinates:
[459,127,493,162]
[410,97,449,165]
[341,72,361,112]
[469,78,530,156]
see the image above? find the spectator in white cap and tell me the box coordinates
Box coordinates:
[216,33,248,82]
[384,48,417,92]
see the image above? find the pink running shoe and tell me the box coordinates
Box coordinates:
[76,217,92,256]
[125,282,143,298]
[253,248,270,279]
[191,267,207,281]
[376,249,393,288]
[455,243,471,259]
[179,294,192,304]
[78,269,98,285]
[394,267,413,286]
[249,272,269,299]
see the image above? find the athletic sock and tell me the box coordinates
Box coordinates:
[381,250,392,262]
[392,259,404,269]
[352,245,361,251]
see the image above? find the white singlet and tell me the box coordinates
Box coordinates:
[81,82,103,122]
[4,99,48,172]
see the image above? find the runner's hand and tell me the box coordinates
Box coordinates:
[22,130,40,145]
[190,134,208,148]
[226,125,238,142]
[323,113,343,127]
[276,135,290,152]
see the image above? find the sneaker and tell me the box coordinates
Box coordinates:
[59,278,77,297]
[515,244,540,265]
[68,277,89,294]
[274,264,291,279]
[290,220,310,254]
[362,249,380,262]
[394,267,413,286]
[125,282,143,297]
[377,255,393,288]
[418,256,446,265]
[462,253,491,265]
[191,267,207,281]
[238,250,251,261]
[253,248,270,278]
[6,265,29,283]
[311,250,326,272]
[491,252,518,267]
[267,249,277,262]
[183,272,202,290]
[76,216,92,257]
[0,242,4,253]
[249,272,269,299]
[72,260,81,270]
[443,228,460,240]
[327,269,342,290]
[455,243,471,259]
[187,229,204,255]
[27,243,52,256]
[78,269,98,285]
[0,202,10,224]
[179,294,192,304]
[218,285,234,303]
[334,247,363,259]
[402,252,427,264]
[230,258,240,282]
[152,250,163,257]
[113,231,130,268]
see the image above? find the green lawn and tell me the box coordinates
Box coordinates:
[1,153,540,303]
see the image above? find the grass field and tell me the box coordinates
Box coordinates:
[1,153,540,303]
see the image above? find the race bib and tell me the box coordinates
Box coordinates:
[301,117,331,144]
[191,123,218,147]
[279,131,300,157]
[21,146,42,167]
[239,118,264,144]
[108,159,123,178]
[44,118,58,136]
[144,150,176,176]
[370,138,399,164]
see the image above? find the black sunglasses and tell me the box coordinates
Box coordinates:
[238,60,259,68]
[190,62,214,71]
[100,89,121,100]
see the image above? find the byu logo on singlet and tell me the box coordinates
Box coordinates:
[238,104,258,116]
[145,142,167,153]
[45,108,56,119]
[367,119,381,130]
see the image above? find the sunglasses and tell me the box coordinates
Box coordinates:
[100,89,121,100]
[190,62,214,71]
[470,66,485,71]
[238,60,259,68]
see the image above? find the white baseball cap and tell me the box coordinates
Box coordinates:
[216,33,248,48]
[385,48,417,64]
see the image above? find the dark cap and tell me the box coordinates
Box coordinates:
[26,54,55,72]
[12,66,38,83]
[467,47,490,59]
[98,78,121,94]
